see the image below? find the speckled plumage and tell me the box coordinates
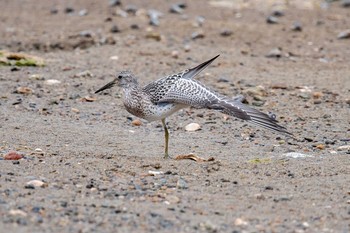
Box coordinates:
[95,55,291,158]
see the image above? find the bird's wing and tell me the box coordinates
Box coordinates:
[158,79,291,135]
[143,55,220,103]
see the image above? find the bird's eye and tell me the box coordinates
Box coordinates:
[118,75,122,79]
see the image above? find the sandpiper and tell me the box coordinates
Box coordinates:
[95,55,291,158]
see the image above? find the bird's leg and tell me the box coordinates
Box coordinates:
[161,118,169,158]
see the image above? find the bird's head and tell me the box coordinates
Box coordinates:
[95,71,138,94]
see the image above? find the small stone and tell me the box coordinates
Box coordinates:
[29,74,44,80]
[184,44,191,52]
[255,193,266,200]
[131,119,142,126]
[244,85,267,98]
[171,50,179,59]
[27,180,46,188]
[116,8,128,17]
[130,24,139,30]
[195,16,205,27]
[145,31,162,41]
[71,108,80,113]
[312,92,323,99]
[298,92,311,100]
[64,7,74,14]
[337,30,350,39]
[9,209,27,217]
[185,123,201,132]
[316,144,325,150]
[341,0,350,8]
[176,177,188,189]
[337,145,350,151]
[169,4,183,14]
[44,79,61,85]
[266,48,282,58]
[165,195,180,204]
[73,70,93,78]
[79,9,88,16]
[191,30,205,40]
[109,0,121,7]
[284,152,314,158]
[234,218,248,226]
[148,170,164,176]
[220,29,233,37]
[81,96,96,102]
[148,9,162,26]
[125,5,138,14]
[50,8,58,14]
[110,25,120,33]
[4,151,23,160]
[110,56,119,60]
[16,86,33,94]
[291,21,303,31]
[266,16,278,24]
[272,10,284,17]
[35,148,43,152]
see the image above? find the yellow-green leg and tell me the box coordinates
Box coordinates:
[161,119,169,158]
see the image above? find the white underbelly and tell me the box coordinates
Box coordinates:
[142,103,187,122]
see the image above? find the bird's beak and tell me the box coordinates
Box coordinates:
[95,79,116,94]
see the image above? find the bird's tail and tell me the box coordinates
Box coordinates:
[208,98,292,136]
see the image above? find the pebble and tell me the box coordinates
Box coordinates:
[110,25,120,33]
[176,177,188,189]
[337,30,350,39]
[148,170,164,176]
[234,218,248,226]
[9,209,27,217]
[110,55,119,60]
[148,9,162,26]
[184,44,191,52]
[341,0,350,8]
[116,8,128,18]
[4,151,23,160]
[109,0,121,7]
[284,152,314,158]
[266,16,278,24]
[78,9,88,16]
[195,16,205,27]
[291,21,303,31]
[165,195,180,204]
[16,86,33,94]
[191,30,205,40]
[220,29,233,37]
[337,145,350,151]
[185,123,201,131]
[169,4,183,14]
[244,85,267,98]
[131,119,142,126]
[64,7,74,14]
[73,70,93,78]
[171,50,179,59]
[266,48,282,58]
[316,144,325,150]
[27,180,46,188]
[272,10,284,17]
[44,79,61,85]
[125,5,138,14]
[145,31,162,41]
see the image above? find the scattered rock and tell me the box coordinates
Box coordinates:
[125,5,138,14]
[78,9,88,16]
[284,152,314,158]
[243,85,267,98]
[81,96,96,102]
[148,170,164,176]
[73,70,93,78]
[171,50,179,59]
[184,44,191,52]
[16,86,33,94]
[316,144,325,150]
[165,195,180,204]
[44,79,61,85]
[9,209,27,217]
[266,48,282,58]
[169,4,184,14]
[64,7,74,14]
[4,151,23,160]
[266,16,278,24]
[191,30,205,40]
[195,16,205,27]
[176,177,188,189]
[291,21,303,31]
[26,180,47,188]
[220,29,233,37]
[337,145,350,151]
[272,10,284,17]
[148,9,162,26]
[337,30,350,39]
[234,218,248,226]
[145,31,162,41]
[110,25,120,33]
[185,123,201,131]
[109,0,121,7]
[175,154,214,162]
[341,0,350,8]
[131,119,142,126]
[116,8,128,18]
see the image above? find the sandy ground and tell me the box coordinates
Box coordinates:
[0,0,349,232]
